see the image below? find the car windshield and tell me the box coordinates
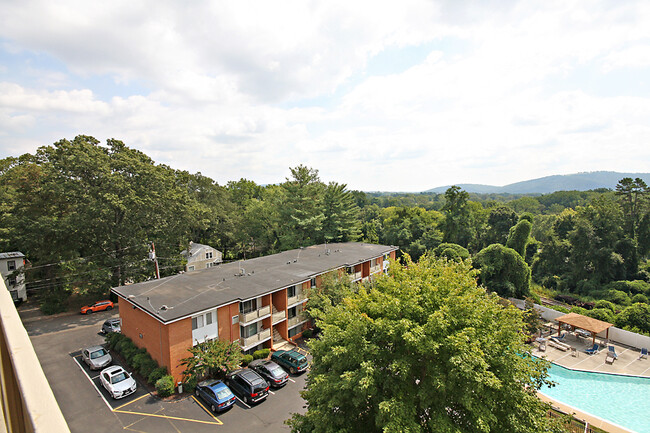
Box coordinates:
[90,349,107,359]
[110,372,128,384]
[268,365,284,377]
[216,389,231,400]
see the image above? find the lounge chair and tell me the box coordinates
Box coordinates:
[608,345,618,359]
[640,348,648,360]
[585,343,599,355]
[550,333,566,343]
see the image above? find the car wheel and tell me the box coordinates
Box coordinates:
[211,404,216,412]
[106,306,113,311]
[86,309,92,314]
[290,367,296,374]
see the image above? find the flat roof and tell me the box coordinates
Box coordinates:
[112,242,397,323]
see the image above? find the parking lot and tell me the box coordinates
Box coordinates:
[20,304,308,433]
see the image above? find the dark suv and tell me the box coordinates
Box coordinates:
[225,369,269,405]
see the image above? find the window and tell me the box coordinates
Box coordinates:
[206,251,213,260]
[8,277,16,287]
[206,263,212,269]
[240,299,257,314]
[7,260,15,271]
[188,265,195,271]
[288,327,301,338]
[288,306,297,319]
[240,323,258,338]
[346,266,354,274]
[310,278,316,288]
[287,285,296,298]
[206,311,213,325]
[192,315,204,330]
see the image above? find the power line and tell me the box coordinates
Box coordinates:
[23,243,146,271]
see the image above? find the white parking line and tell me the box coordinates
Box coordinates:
[73,356,113,411]
[235,396,252,409]
[269,390,275,395]
[288,378,296,383]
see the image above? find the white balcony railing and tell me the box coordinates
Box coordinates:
[0,280,70,432]
[241,328,271,348]
[272,310,286,324]
[370,265,381,274]
[348,271,362,281]
[288,314,307,328]
[287,293,306,306]
[240,305,271,324]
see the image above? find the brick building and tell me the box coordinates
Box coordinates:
[111,242,397,381]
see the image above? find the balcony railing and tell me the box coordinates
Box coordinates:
[241,328,271,348]
[0,280,70,432]
[348,271,362,281]
[288,314,307,328]
[240,305,271,323]
[272,310,286,324]
[287,293,306,306]
[370,264,381,274]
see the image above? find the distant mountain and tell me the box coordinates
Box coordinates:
[425,171,650,194]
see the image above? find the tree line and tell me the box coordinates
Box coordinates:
[1,136,649,331]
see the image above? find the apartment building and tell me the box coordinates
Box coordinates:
[0,252,26,302]
[112,242,397,381]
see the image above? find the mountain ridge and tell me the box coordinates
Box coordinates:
[425,171,650,194]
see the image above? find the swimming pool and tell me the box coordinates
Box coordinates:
[541,363,650,433]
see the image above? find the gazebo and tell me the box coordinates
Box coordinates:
[555,312,613,345]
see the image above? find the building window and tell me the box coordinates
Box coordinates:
[206,311,213,325]
[192,315,204,330]
[240,299,257,314]
[287,285,296,298]
[7,260,15,271]
[8,277,16,287]
[240,322,258,338]
[206,251,213,259]
[310,278,316,288]
[206,263,212,269]
[346,266,354,274]
[288,326,301,338]
[188,265,195,271]
[288,306,297,319]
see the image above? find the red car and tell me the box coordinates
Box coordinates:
[80,300,114,314]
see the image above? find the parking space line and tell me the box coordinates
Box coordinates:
[113,409,223,425]
[191,395,222,423]
[269,390,275,395]
[235,396,252,409]
[113,393,149,411]
[73,356,113,411]
[288,378,296,383]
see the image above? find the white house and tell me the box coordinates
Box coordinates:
[181,242,223,272]
[1,252,26,302]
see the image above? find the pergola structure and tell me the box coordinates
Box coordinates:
[555,312,613,344]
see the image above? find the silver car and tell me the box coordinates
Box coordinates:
[81,345,112,370]
[100,365,137,399]
[101,318,121,334]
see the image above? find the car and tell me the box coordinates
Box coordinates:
[81,345,112,370]
[225,369,269,405]
[101,318,122,334]
[248,359,289,388]
[99,365,137,399]
[271,349,309,374]
[194,380,236,413]
[81,300,114,314]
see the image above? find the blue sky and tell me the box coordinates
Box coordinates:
[1,0,650,191]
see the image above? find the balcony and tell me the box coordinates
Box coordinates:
[348,271,362,281]
[0,280,70,432]
[288,314,308,328]
[287,293,307,306]
[370,264,381,274]
[240,305,271,324]
[241,328,271,348]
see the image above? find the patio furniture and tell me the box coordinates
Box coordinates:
[548,339,570,352]
[536,338,546,352]
[607,345,618,359]
[571,347,578,357]
[640,348,648,360]
[550,333,566,343]
[585,343,599,355]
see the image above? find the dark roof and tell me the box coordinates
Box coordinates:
[0,252,25,259]
[112,242,396,323]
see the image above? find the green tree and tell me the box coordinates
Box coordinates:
[440,186,474,249]
[432,242,470,261]
[615,303,650,335]
[474,244,531,298]
[288,255,558,433]
[320,182,361,243]
[180,339,243,380]
[279,165,325,249]
[486,206,518,245]
[505,219,532,257]
[305,271,356,321]
[616,177,649,240]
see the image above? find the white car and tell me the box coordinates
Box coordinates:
[100,366,137,399]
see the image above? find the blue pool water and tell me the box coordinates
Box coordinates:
[541,363,650,433]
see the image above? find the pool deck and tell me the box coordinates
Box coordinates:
[532,332,650,433]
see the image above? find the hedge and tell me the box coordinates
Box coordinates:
[253,349,270,359]
[156,375,176,397]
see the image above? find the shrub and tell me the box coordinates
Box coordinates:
[155,375,176,397]
[586,308,614,323]
[606,280,650,295]
[122,345,139,364]
[594,300,616,313]
[139,358,158,380]
[550,305,569,314]
[242,355,253,366]
[105,332,125,349]
[148,367,168,384]
[253,349,270,360]
[631,293,648,304]
[605,289,631,307]
[570,306,587,315]
[131,353,150,371]
[302,328,313,339]
[184,375,198,393]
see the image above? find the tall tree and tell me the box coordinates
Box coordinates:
[440,186,474,249]
[320,182,361,243]
[474,244,531,298]
[279,165,325,249]
[486,206,518,245]
[288,255,559,433]
[616,177,649,240]
[506,219,532,257]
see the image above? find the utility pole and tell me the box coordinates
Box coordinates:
[149,241,160,279]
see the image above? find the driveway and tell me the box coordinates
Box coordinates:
[20,304,308,432]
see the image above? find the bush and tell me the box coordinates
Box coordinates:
[605,289,631,307]
[586,308,615,323]
[184,375,198,393]
[131,353,151,371]
[594,300,616,313]
[253,349,270,360]
[606,280,650,295]
[570,306,587,315]
[242,355,253,366]
[148,367,168,384]
[122,345,139,364]
[105,332,125,349]
[301,328,313,339]
[631,293,648,304]
[550,305,569,314]
[156,375,176,397]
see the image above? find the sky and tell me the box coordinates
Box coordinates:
[1,0,650,192]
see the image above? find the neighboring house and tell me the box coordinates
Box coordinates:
[181,242,223,272]
[0,252,26,302]
[112,242,397,382]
